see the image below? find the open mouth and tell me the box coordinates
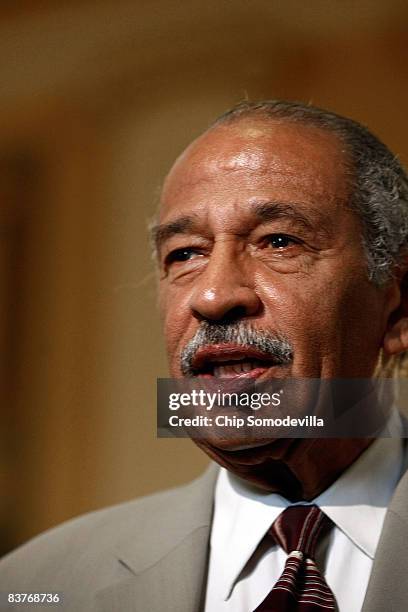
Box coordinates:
[190,344,289,379]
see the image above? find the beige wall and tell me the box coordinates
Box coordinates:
[1,0,408,553]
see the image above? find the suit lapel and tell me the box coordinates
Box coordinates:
[95,464,218,612]
[362,453,408,612]
[95,525,210,612]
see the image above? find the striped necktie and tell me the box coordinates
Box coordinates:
[254,505,337,611]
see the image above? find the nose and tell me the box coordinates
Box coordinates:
[189,241,262,322]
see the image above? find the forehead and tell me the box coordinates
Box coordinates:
[159,118,351,225]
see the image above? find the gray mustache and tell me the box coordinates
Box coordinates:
[180,322,294,376]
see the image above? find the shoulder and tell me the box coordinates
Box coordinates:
[0,465,218,606]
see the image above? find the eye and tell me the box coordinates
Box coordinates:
[164,247,202,265]
[265,234,300,249]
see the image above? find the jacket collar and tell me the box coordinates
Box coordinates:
[95,464,218,612]
[362,440,408,612]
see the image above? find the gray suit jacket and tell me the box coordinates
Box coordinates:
[1,462,408,612]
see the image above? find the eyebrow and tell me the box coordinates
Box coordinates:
[252,201,318,230]
[151,200,325,252]
[150,216,196,252]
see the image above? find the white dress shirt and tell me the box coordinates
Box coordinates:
[204,432,404,612]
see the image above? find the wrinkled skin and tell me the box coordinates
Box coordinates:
[155,118,406,500]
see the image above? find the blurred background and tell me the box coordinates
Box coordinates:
[1,0,407,555]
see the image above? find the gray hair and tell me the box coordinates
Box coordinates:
[213,100,408,286]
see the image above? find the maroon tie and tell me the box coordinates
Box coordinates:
[254,505,337,611]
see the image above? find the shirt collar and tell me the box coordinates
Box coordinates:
[211,423,404,601]
[315,433,403,559]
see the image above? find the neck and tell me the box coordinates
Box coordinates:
[195,437,373,501]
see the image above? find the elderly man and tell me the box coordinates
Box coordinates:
[1,100,408,612]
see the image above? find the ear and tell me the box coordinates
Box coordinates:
[383,272,408,356]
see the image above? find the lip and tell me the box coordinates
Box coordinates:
[190,343,288,380]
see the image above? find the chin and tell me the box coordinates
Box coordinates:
[194,437,296,463]
[199,437,279,452]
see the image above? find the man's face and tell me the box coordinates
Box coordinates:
[157,118,395,383]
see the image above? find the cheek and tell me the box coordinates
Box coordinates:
[159,285,193,355]
[257,274,335,338]
[256,272,376,360]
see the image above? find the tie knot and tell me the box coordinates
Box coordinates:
[270,505,333,559]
